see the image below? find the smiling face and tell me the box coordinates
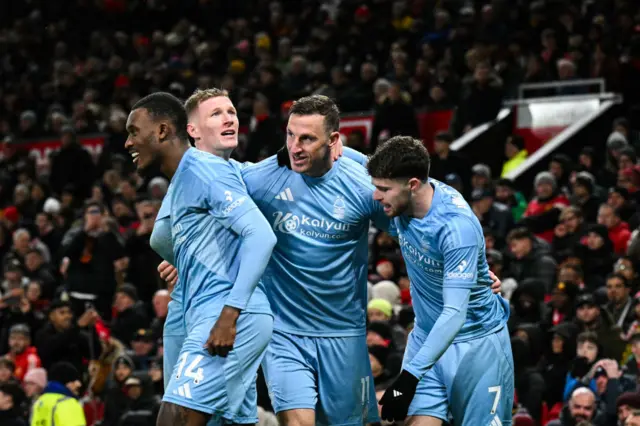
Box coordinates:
[124,108,163,172]
[286,113,338,176]
[187,95,238,154]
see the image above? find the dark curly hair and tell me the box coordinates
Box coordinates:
[367,136,430,181]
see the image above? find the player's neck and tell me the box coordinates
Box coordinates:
[161,140,190,179]
[408,182,434,219]
[304,156,333,178]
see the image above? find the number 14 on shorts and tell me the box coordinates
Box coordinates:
[176,353,205,384]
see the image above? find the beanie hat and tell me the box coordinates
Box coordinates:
[43,197,61,214]
[368,321,392,343]
[371,280,400,305]
[49,362,80,385]
[116,284,138,301]
[607,131,628,151]
[617,392,640,410]
[534,171,556,189]
[367,299,393,318]
[113,354,135,371]
[2,206,20,224]
[24,368,47,389]
[368,345,390,367]
[9,324,30,337]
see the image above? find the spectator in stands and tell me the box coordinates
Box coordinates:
[369,345,395,392]
[61,201,127,320]
[608,187,640,230]
[429,131,470,192]
[129,329,156,371]
[22,367,46,406]
[544,281,579,330]
[150,290,169,341]
[370,82,419,150]
[576,225,616,291]
[512,336,545,424]
[506,227,557,293]
[539,322,579,409]
[117,375,160,426]
[49,126,95,200]
[571,172,601,224]
[508,278,547,332]
[34,299,98,374]
[103,354,135,426]
[597,204,632,255]
[604,273,635,332]
[522,171,570,243]
[495,178,528,222]
[501,135,528,178]
[0,381,27,426]
[111,284,148,346]
[244,93,284,163]
[470,163,492,192]
[573,295,625,362]
[5,324,40,382]
[618,393,640,426]
[367,298,406,352]
[457,61,504,134]
[550,386,602,425]
[0,358,18,386]
[553,207,587,263]
[30,362,85,426]
[470,188,513,249]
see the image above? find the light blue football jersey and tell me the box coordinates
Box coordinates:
[167,148,272,322]
[389,179,509,342]
[241,156,389,337]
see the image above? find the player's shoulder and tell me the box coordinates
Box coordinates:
[431,180,479,230]
[241,155,280,179]
[184,149,233,178]
[336,157,373,188]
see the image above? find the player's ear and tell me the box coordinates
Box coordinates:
[187,122,199,140]
[408,178,421,192]
[328,131,340,147]
[157,122,170,143]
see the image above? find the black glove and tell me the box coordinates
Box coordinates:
[379,370,420,422]
[276,145,291,169]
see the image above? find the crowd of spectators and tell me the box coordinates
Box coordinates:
[0,0,640,425]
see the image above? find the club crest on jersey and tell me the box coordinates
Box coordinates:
[451,196,467,209]
[333,196,346,220]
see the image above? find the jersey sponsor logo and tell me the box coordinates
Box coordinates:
[272,211,351,239]
[399,235,443,273]
[222,196,247,215]
[445,260,474,280]
[275,187,295,201]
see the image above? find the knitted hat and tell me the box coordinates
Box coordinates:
[368,321,392,343]
[24,368,47,389]
[9,324,30,337]
[607,131,628,151]
[534,171,556,189]
[113,354,135,371]
[472,163,491,179]
[49,362,80,385]
[617,392,640,410]
[371,280,400,305]
[367,299,393,318]
[116,284,138,301]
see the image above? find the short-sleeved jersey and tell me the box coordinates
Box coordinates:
[241,156,389,337]
[168,148,271,322]
[389,179,509,341]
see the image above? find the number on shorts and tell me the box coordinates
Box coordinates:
[488,386,501,415]
[361,376,370,405]
[176,353,205,384]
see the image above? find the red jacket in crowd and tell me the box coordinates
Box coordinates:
[609,221,631,255]
[523,194,570,243]
[9,346,42,382]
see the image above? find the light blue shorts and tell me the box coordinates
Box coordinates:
[404,325,514,426]
[163,305,273,425]
[262,330,380,425]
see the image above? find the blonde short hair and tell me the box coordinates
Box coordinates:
[184,88,229,118]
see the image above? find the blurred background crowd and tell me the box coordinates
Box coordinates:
[1,0,640,425]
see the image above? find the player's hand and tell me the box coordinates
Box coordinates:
[489,270,501,294]
[331,137,344,161]
[276,145,291,169]
[205,306,240,357]
[379,370,419,422]
[158,261,178,287]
